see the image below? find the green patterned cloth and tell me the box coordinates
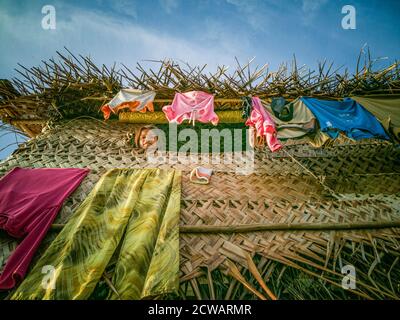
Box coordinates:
[11,168,181,300]
[351,95,400,143]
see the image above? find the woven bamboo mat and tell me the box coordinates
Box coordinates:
[1,119,399,299]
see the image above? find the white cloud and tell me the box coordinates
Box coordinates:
[159,0,179,14]
[226,0,329,28]
[225,0,294,32]
[0,3,248,78]
[225,0,266,31]
[302,0,328,12]
[97,0,138,19]
[112,0,137,19]
[301,0,328,25]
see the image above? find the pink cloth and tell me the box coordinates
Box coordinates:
[162,91,219,125]
[0,167,89,290]
[245,97,283,152]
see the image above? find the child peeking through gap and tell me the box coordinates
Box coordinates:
[131,125,159,150]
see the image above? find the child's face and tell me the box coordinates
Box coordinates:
[139,128,158,149]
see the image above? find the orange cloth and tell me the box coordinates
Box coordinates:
[101,89,155,120]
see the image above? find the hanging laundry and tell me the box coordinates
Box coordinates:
[245,97,282,152]
[0,167,89,290]
[351,95,400,143]
[301,97,390,140]
[11,168,180,300]
[263,98,317,139]
[162,91,219,125]
[101,89,156,120]
[271,97,293,121]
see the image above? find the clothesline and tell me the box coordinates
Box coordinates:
[101,89,399,151]
[282,148,339,197]
[83,97,345,102]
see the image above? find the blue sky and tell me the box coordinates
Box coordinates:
[1,0,399,159]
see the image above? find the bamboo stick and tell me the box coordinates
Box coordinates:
[51,220,400,233]
[119,110,244,124]
[10,119,47,125]
[180,221,400,233]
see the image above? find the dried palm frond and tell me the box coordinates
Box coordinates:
[1,47,399,137]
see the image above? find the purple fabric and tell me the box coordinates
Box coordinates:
[0,167,89,290]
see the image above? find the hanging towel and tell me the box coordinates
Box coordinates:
[0,167,89,290]
[245,97,282,152]
[263,98,317,139]
[11,168,181,300]
[162,91,219,125]
[301,97,390,140]
[351,95,400,143]
[101,89,156,120]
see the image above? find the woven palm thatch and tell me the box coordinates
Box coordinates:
[0,118,399,300]
[1,48,400,137]
[1,49,400,299]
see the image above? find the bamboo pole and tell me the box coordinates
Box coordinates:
[119,110,244,124]
[18,123,36,138]
[10,119,47,125]
[180,220,400,233]
[51,220,400,233]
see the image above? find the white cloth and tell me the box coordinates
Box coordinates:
[107,89,156,111]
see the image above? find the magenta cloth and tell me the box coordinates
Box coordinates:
[162,91,219,125]
[0,167,89,290]
[245,97,283,152]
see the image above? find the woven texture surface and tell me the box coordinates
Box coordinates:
[1,119,400,299]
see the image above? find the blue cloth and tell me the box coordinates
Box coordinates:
[301,97,389,140]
